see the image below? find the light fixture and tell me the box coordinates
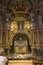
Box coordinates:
[30,23,35,29]
[6,18,9,21]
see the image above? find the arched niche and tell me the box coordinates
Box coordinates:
[10,33,31,54]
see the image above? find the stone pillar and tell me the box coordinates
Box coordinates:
[4,24,11,48]
[31,29,35,48]
[37,29,40,49]
[34,14,40,49]
[6,30,8,47]
[0,16,3,47]
[30,29,35,58]
[33,30,35,48]
[37,15,41,49]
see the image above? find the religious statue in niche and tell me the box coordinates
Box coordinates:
[14,37,28,54]
[12,33,31,54]
[18,21,23,30]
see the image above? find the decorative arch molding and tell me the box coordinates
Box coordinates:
[10,31,31,45]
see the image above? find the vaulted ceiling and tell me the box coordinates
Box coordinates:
[0,0,43,22]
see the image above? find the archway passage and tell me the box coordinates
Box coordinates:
[11,33,31,54]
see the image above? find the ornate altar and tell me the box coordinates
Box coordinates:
[9,33,31,60]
